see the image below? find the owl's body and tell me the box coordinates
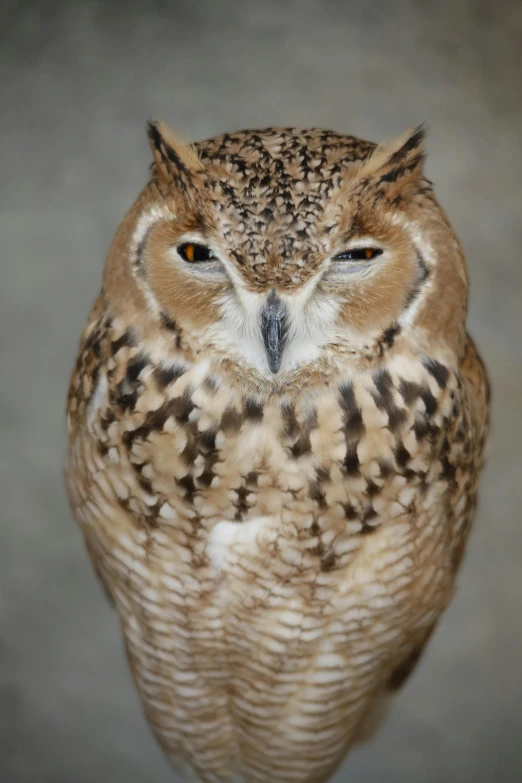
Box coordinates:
[66,126,489,783]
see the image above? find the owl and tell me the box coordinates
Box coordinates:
[66,120,489,783]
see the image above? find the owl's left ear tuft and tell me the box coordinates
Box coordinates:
[357,124,427,200]
[146,119,203,189]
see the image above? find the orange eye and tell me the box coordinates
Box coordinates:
[333,247,383,262]
[178,243,216,263]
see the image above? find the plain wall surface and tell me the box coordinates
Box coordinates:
[1,1,521,781]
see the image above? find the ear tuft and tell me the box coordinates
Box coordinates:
[146,119,203,187]
[357,124,427,199]
[386,124,426,166]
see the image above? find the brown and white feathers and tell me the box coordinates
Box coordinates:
[66,121,489,783]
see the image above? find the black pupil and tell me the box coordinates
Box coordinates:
[179,243,212,262]
[335,248,383,261]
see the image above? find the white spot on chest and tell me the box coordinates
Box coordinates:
[207,516,270,571]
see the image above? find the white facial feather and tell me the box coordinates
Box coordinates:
[284,280,340,371]
[211,286,268,373]
[390,216,437,329]
[130,205,174,316]
[206,271,341,377]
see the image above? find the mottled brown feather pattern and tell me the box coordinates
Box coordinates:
[66,124,489,783]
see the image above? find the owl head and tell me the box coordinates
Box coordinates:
[104,122,468,384]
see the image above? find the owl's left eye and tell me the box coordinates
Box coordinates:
[333,247,383,261]
[177,243,217,263]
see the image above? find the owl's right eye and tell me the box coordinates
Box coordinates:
[177,243,217,263]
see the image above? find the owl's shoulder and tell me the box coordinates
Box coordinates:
[67,296,113,436]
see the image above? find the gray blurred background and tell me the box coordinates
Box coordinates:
[1,1,521,781]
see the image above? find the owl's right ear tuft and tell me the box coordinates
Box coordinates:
[146,119,203,190]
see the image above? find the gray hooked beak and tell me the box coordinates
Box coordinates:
[260,290,288,374]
